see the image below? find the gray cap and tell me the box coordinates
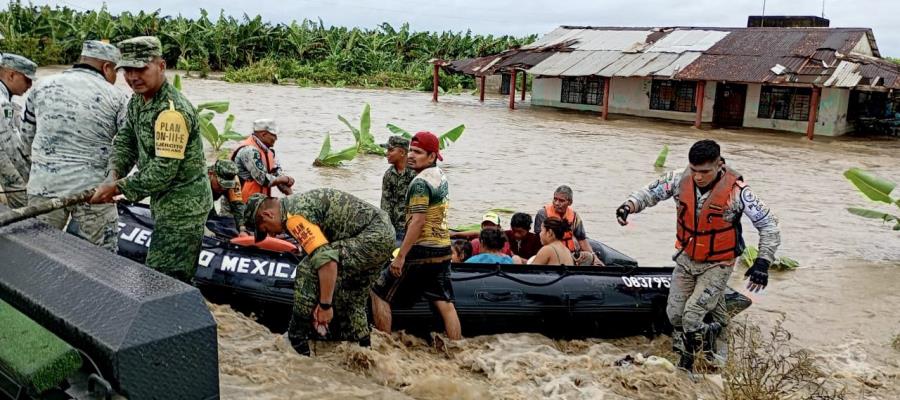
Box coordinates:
[116,36,162,69]
[253,118,279,134]
[81,40,121,64]
[0,53,37,81]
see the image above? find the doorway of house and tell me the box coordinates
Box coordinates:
[713,83,747,128]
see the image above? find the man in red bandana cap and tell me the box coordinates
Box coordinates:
[371,131,461,340]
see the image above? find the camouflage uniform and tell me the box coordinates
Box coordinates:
[380,136,415,240]
[111,37,213,282]
[232,119,285,191]
[626,168,780,364]
[246,189,395,342]
[209,159,245,231]
[0,54,36,208]
[22,41,127,251]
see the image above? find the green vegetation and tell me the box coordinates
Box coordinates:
[844,168,900,231]
[339,104,383,156]
[313,133,357,167]
[173,75,246,158]
[0,1,536,90]
[654,145,669,168]
[0,299,82,394]
[386,123,466,149]
[740,246,799,271]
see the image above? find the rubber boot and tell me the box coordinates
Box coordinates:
[358,335,371,348]
[679,330,700,372]
[289,335,311,356]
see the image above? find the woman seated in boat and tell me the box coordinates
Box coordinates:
[465,228,513,264]
[451,239,472,263]
[514,217,575,266]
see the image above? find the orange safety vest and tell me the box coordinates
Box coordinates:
[544,204,577,251]
[675,167,745,262]
[230,136,277,202]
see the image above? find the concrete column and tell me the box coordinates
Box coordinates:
[806,86,821,140]
[479,75,485,102]
[602,77,611,120]
[509,70,517,110]
[694,81,706,128]
[521,71,527,101]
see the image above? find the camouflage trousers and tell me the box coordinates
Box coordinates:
[668,253,734,364]
[287,218,395,343]
[29,195,118,252]
[147,213,207,283]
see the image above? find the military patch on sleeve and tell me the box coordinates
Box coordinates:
[286,214,329,254]
[154,100,189,159]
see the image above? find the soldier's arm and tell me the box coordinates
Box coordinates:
[380,169,391,211]
[105,93,129,179]
[240,149,278,187]
[20,90,36,158]
[116,108,190,201]
[111,102,138,179]
[626,170,683,213]
[734,185,781,263]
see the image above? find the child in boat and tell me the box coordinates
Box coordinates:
[451,239,472,263]
[465,229,513,264]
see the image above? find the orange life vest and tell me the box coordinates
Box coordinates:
[675,167,745,262]
[544,204,577,251]
[230,136,277,202]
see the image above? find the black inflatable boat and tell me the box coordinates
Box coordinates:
[116,202,752,337]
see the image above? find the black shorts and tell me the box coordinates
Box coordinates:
[371,245,454,308]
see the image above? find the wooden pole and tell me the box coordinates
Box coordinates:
[508,70,517,110]
[520,71,526,101]
[694,80,706,128]
[806,86,821,140]
[432,64,439,103]
[602,77,611,120]
[479,75,485,102]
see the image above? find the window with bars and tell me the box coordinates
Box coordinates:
[757,86,812,121]
[560,76,603,105]
[649,80,696,112]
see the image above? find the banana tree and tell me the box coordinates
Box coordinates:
[654,145,669,168]
[313,134,358,167]
[386,123,465,150]
[173,75,245,159]
[844,168,900,230]
[338,103,383,155]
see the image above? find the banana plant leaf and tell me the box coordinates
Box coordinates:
[313,134,358,167]
[386,123,413,139]
[654,145,669,168]
[450,223,481,232]
[848,207,898,222]
[197,101,230,114]
[438,124,465,149]
[337,115,360,142]
[488,207,516,214]
[173,74,182,91]
[844,168,896,204]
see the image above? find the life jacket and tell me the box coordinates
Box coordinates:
[675,167,745,262]
[230,136,277,202]
[544,204,577,251]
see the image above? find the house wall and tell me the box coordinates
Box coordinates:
[531,77,717,122]
[741,84,852,136]
[852,37,875,56]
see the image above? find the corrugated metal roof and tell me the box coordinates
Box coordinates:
[561,51,622,76]
[823,61,863,87]
[575,30,653,51]
[527,52,590,75]
[654,52,702,77]
[644,30,730,53]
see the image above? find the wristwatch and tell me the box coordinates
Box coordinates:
[318,301,333,310]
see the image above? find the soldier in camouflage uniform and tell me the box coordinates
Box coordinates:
[21,41,127,251]
[379,135,415,244]
[616,140,780,371]
[91,37,213,282]
[0,53,36,208]
[207,159,246,233]
[243,189,395,356]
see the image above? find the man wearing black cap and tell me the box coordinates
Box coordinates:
[370,131,461,340]
[380,135,416,245]
[243,190,395,356]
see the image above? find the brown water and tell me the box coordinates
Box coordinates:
[41,67,900,398]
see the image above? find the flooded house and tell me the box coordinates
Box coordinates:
[443,17,900,138]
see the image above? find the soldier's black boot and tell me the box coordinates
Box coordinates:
[358,335,371,348]
[679,330,700,372]
[286,315,312,356]
[289,336,311,356]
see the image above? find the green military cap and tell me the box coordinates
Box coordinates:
[0,53,37,81]
[116,36,162,69]
[211,160,239,189]
[244,193,269,242]
[81,40,121,64]
[380,135,410,150]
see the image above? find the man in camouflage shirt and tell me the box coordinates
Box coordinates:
[0,53,36,208]
[230,118,295,201]
[22,41,127,251]
[616,140,780,371]
[92,36,213,282]
[243,189,395,356]
[207,159,245,233]
[379,135,415,244]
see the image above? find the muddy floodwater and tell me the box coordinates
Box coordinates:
[44,67,900,398]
